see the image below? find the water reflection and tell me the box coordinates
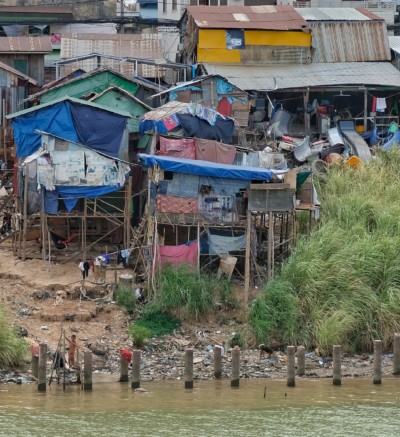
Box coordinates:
[1,378,400,436]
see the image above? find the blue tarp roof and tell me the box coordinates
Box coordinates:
[8,97,130,158]
[138,154,275,181]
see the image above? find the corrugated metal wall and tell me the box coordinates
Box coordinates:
[0,55,45,85]
[309,21,391,62]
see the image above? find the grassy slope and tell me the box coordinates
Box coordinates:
[250,150,400,353]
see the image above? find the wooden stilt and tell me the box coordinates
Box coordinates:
[21,169,28,261]
[267,211,274,279]
[244,210,251,306]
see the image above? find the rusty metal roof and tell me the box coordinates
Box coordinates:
[296,8,390,62]
[203,62,400,90]
[0,36,52,54]
[186,5,310,31]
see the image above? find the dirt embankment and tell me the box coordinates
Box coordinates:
[0,246,393,384]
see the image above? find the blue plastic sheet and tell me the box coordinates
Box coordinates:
[12,102,79,158]
[138,154,274,181]
[69,102,127,158]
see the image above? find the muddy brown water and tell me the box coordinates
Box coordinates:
[1,377,400,436]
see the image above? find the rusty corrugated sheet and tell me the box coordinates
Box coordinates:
[309,21,390,62]
[0,36,52,53]
[187,5,310,31]
[295,7,390,62]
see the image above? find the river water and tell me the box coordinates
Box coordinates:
[1,377,400,436]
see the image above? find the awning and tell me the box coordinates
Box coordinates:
[203,62,400,90]
[138,153,278,181]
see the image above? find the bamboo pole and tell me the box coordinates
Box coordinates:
[267,211,274,279]
[21,169,28,261]
[244,210,251,306]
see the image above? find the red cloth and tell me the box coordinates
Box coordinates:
[372,97,377,113]
[159,241,198,268]
[159,137,195,159]
[156,195,198,214]
[120,349,132,364]
[217,97,231,117]
[195,138,236,165]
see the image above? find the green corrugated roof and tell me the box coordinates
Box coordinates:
[6,96,132,120]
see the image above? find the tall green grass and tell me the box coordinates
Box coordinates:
[0,308,28,367]
[151,264,233,320]
[249,150,400,353]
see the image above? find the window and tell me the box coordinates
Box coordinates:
[172,0,177,10]
[163,0,167,13]
[14,60,27,75]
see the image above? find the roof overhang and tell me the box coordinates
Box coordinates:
[203,62,400,91]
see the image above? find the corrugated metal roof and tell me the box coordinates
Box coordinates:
[6,96,132,120]
[0,36,52,53]
[203,62,400,90]
[187,5,310,31]
[389,36,400,55]
[296,7,377,21]
[308,20,390,62]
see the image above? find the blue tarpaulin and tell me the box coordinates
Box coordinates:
[11,99,129,158]
[69,103,127,157]
[138,154,275,181]
[12,102,79,158]
[57,185,124,212]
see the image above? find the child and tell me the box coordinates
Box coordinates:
[65,334,79,368]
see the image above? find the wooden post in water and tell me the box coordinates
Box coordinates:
[231,346,240,387]
[296,346,305,377]
[393,333,400,376]
[76,349,81,385]
[185,348,194,389]
[120,352,129,383]
[333,345,342,386]
[31,349,39,379]
[131,350,141,389]
[83,351,93,391]
[213,345,222,379]
[38,343,47,392]
[373,340,382,385]
[287,346,296,387]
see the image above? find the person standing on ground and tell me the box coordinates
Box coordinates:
[65,334,79,368]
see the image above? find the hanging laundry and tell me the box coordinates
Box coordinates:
[195,138,236,165]
[78,261,91,279]
[372,97,377,113]
[159,137,195,159]
[376,98,387,113]
[158,241,198,268]
[117,249,130,267]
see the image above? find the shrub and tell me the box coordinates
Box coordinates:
[0,308,28,367]
[128,325,151,348]
[115,286,135,314]
[135,310,181,337]
[154,264,216,320]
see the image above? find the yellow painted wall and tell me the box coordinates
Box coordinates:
[246,30,310,47]
[197,28,311,63]
[198,29,311,49]
[197,48,241,63]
